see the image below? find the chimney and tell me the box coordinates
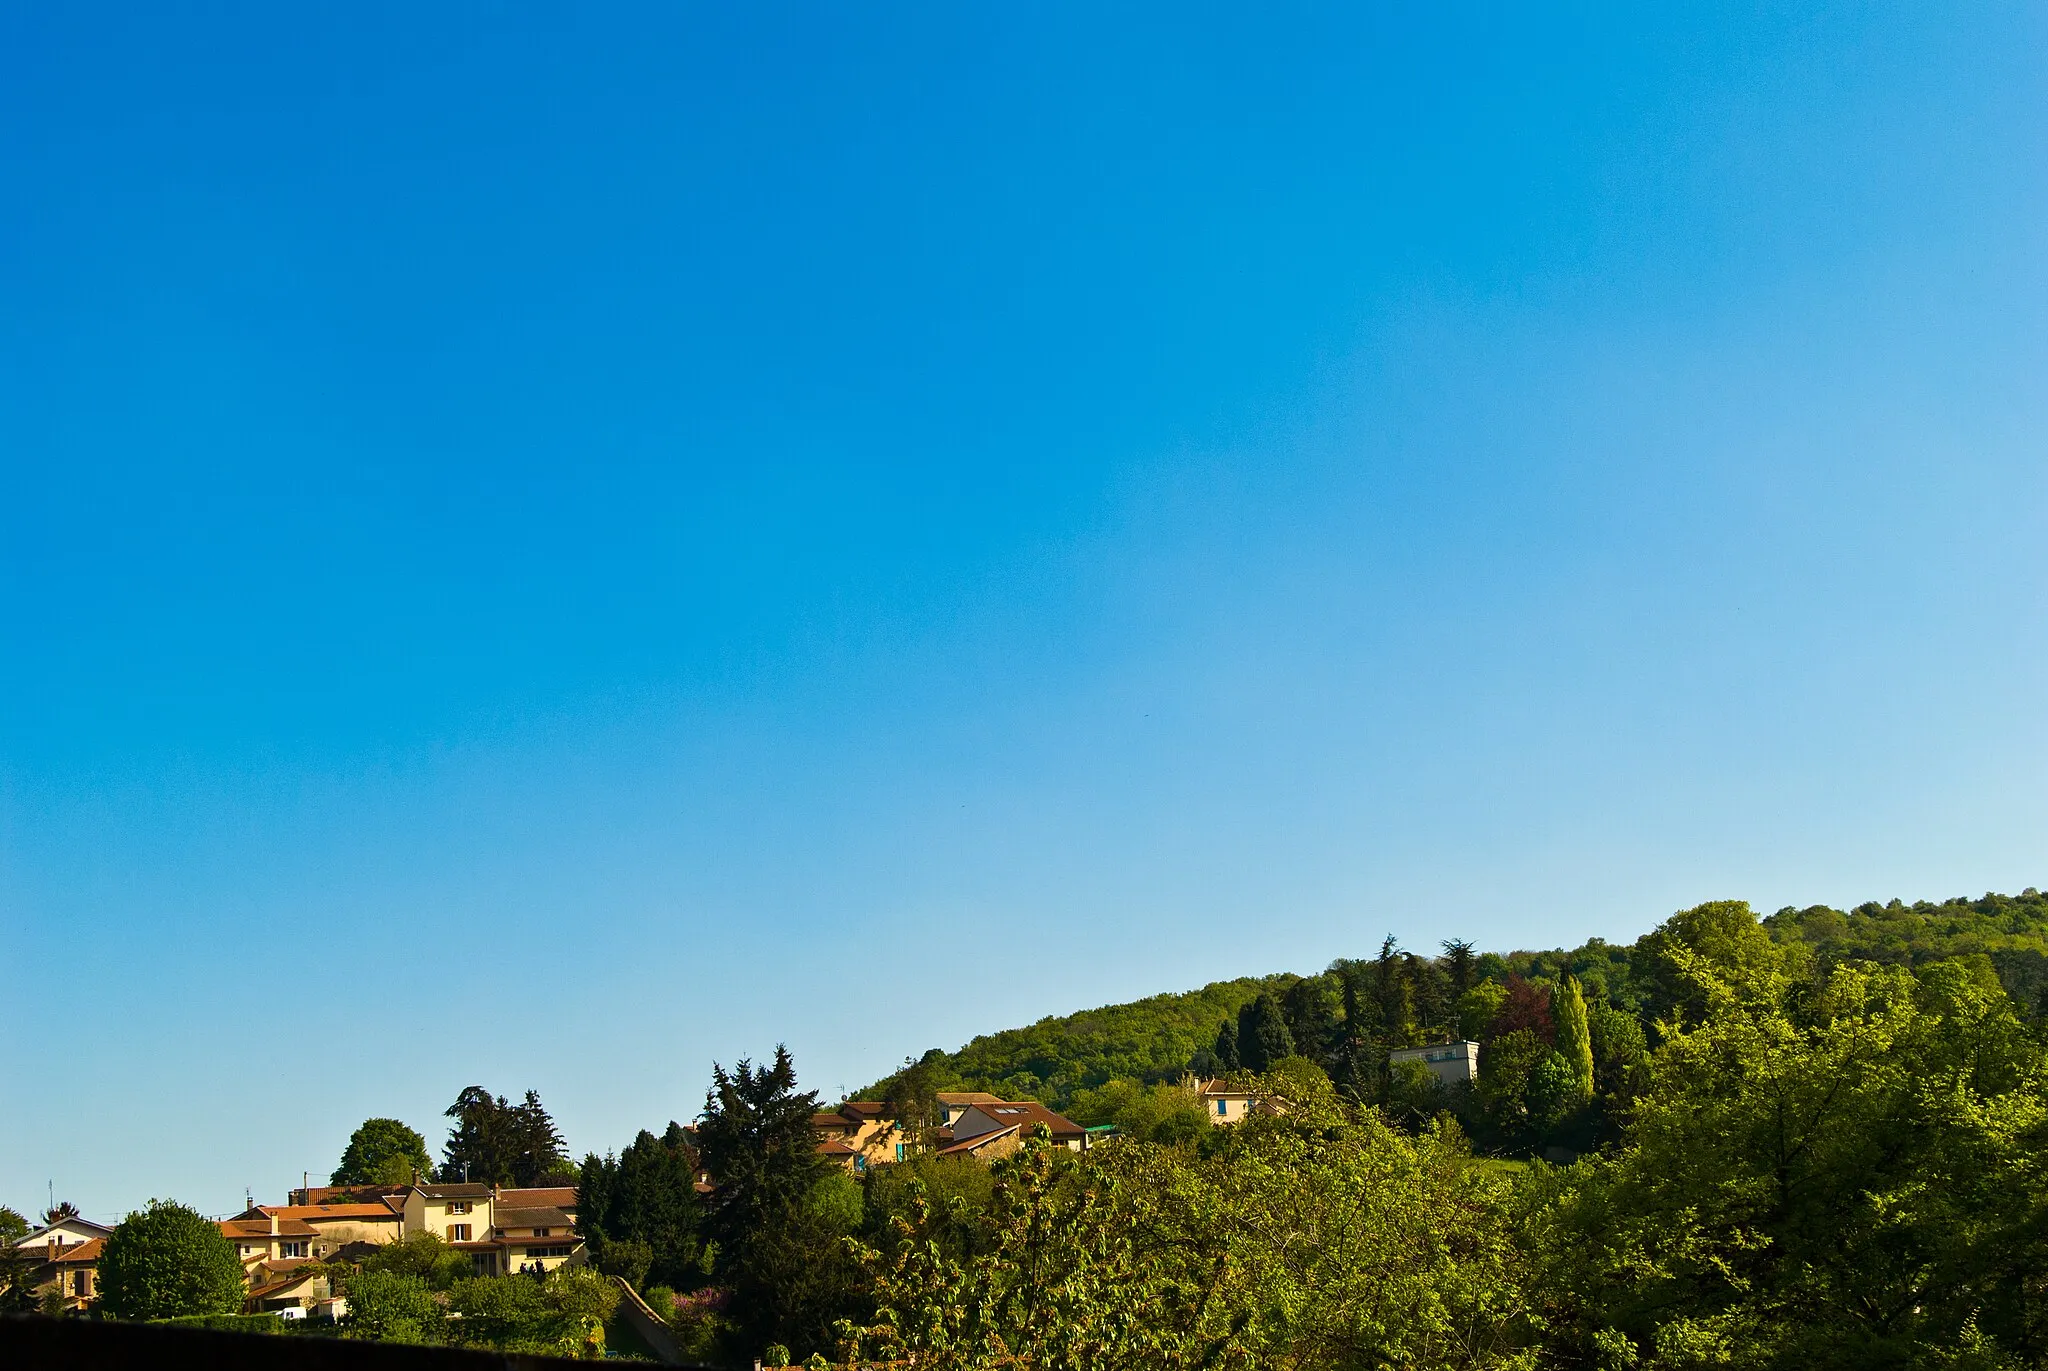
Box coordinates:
[270,1211,279,1236]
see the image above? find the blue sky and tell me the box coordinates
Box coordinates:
[2,4,2043,1220]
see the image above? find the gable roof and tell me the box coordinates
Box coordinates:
[950,1100,1084,1140]
[15,1217,115,1247]
[935,1091,1005,1106]
[411,1183,491,1200]
[291,1184,411,1206]
[243,1204,400,1223]
[219,1217,319,1240]
[45,1237,105,1265]
[495,1187,577,1210]
[938,1126,1020,1156]
[493,1206,574,1230]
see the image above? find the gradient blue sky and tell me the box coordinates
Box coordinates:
[3,4,2044,1221]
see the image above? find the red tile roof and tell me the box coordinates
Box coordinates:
[495,1187,577,1209]
[952,1100,1084,1139]
[220,1218,318,1240]
[47,1238,104,1265]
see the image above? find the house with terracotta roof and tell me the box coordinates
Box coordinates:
[232,1201,403,1261]
[219,1212,323,1280]
[14,1234,106,1310]
[1193,1078,1261,1124]
[396,1182,584,1276]
[935,1091,1006,1129]
[939,1100,1088,1158]
[811,1101,913,1172]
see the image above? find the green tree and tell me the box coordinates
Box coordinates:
[0,1206,27,1244]
[1456,981,1506,1042]
[440,1086,573,1186]
[1237,990,1296,1074]
[361,1230,473,1290]
[96,1199,245,1320]
[844,1107,1532,1369]
[697,1046,856,1359]
[1441,939,1478,996]
[1212,1017,1240,1071]
[1530,940,2048,1366]
[577,1121,703,1290]
[1551,976,1594,1103]
[332,1117,432,1187]
[1280,975,1341,1068]
[344,1269,442,1343]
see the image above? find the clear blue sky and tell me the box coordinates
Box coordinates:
[3,4,2043,1221]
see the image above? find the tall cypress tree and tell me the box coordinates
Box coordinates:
[1553,976,1595,1103]
[1213,1017,1240,1072]
[1237,990,1296,1073]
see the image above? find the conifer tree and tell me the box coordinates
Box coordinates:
[1553,976,1595,1102]
[1441,939,1477,996]
[1238,990,1296,1073]
[1213,1017,1240,1072]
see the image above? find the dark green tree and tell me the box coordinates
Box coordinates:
[96,1199,245,1320]
[1280,975,1341,1068]
[696,1046,854,1361]
[440,1086,574,1186]
[333,1117,432,1186]
[578,1121,704,1289]
[1441,939,1478,996]
[1212,1017,1240,1071]
[1237,990,1296,1074]
[1375,937,1417,1045]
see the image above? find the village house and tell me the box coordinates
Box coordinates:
[1388,1041,1481,1086]
[811,1100,913,1172]
[11,1218,114,1310]
[1193,1078,1261,1123]
[397,1182,583,1277]
[935,1091,1006,1128]
[938,1100,1088,1158]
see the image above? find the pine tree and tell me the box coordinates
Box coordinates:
[1238,990,1296,1073]
[1553,976,1595,1103]
[1213,1017,1240,1072]
[1282,976,1341,1068]
[1441,939,1477,996]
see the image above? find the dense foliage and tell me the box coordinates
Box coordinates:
[438,1085,576,1187]
[331,1117,433,1187]
[95,1199,246,1321]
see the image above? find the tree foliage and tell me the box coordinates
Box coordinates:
[439,1086,574,1187]
[577,1121,704,1290]
[332,1117,432,1187]
[97,1199,245,1321]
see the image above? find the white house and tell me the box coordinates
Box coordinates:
[1388,1041,1480,1086]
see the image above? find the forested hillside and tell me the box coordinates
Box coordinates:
[880,887,2048,1120]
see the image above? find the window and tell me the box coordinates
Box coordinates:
[280,1241,308,1259]
[1216,1100,1227,1115]
[447,1224,471,1242]
[446,1201,472,1215]
[533,1228,549,1237]
[241,1245,252,1256]
[526,1244,572,1259]
[895,1142,905,1160]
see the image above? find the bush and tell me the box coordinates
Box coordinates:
[344,1269,441,1343]
[97,1199,246,1321]
[360,1231,473,1290]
